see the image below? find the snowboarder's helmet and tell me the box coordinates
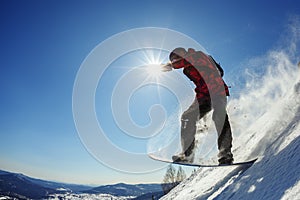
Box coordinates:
[169,47,187,61]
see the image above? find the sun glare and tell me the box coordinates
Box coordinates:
[146,64,163,78]
[139,49,168,78]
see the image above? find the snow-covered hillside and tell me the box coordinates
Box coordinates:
[161,49,300,199]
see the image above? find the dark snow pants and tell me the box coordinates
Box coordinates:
[180,96,233,157]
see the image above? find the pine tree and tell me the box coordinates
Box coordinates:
[161,165,186,194]
[176,166,186,182]
[163,164,176,184]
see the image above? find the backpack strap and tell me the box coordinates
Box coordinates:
[209,55,224,77]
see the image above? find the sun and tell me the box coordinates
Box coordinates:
[139,49,169,78]
[145,64,163,78]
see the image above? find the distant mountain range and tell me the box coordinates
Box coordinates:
[0,169,164,199]
[0,169,92,199]
[84,182,163,197]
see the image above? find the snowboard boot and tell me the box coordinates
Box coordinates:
[218,150,234,165]
[218,157,234,165]
[172,143,196,162]
[172,153,186,162]
[172,152,194,163]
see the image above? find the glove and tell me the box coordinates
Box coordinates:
[160,63,173,72]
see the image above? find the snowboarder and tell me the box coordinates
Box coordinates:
[162,47,234,165]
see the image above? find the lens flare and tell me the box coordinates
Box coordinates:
[145,64,163,78]
[137,48,168,79]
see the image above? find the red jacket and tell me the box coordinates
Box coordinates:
[172,49,229,100]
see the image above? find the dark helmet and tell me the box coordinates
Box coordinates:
[169,47,187,61]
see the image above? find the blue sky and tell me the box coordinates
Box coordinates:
[0,0,299,185]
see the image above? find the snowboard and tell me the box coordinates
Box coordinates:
[148,154,257,167]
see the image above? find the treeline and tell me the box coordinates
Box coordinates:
[161,165,187,194]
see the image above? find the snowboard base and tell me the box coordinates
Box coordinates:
[149,154,257,167]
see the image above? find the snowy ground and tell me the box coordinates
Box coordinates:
[161,49,300,199]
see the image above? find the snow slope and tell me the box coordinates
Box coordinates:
[161,49,300,199]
